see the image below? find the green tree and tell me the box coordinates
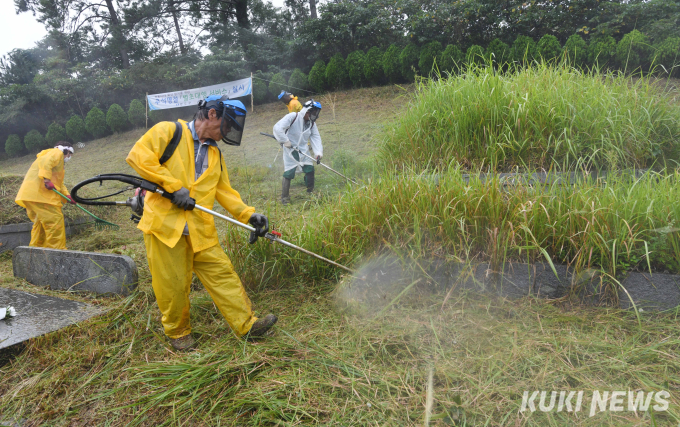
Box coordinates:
[616,30,652,70]
[587,35,617,68]
[466,45,485,67]
[537,34,562,62]
[252,72,270,104]
[364,47,384,85]
[309,60,327,93]
[419,41,443,76]
[288,69,309,92]
[269,73,288,97]
[563,34,588,66]
[66,115,88,141]
[400,44,420,82]
[486,39,510,67]
[382,45,402,83]
[5,134,23,157]
[653,36,680,74]
[346,50,366,87]
[511,35,538,65]
[86,107,109,139]
[325,53,349,89]
[128,100,146,128]
[439,45,464,75]
[106,104,128,133]
[46,122,68,145]
[24,129,45,152]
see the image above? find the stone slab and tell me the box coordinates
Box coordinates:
[619,272,680,311]
[0,217,89,254]
[0,287,104,349]
[12,247,137,296]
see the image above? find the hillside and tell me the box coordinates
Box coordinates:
[0,85,406,192]
[1,78,680,427]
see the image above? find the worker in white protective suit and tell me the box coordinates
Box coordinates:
[272,100,323,205]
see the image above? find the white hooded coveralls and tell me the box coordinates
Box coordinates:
[273,106,323,174]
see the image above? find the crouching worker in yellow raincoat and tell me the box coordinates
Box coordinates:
[15,142,76,250]
[278,91,303,113]
[126,95,277,351]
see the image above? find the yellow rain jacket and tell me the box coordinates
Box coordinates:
[287,96,303,113]
[126,120,255,253]
[15,148,70,208]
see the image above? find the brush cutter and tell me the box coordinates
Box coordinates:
[71,174,356,274]
[260,132,359,185]
[52,189,119,230]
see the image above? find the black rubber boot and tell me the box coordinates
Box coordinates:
[248,314,278,338]
[305,171,315,193]
[281,177,291,205]
[169,334,195,351]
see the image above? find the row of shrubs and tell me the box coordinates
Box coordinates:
[264,30,679,94]
[4,100,146,158]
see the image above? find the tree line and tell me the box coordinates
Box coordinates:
[1,0,679,158]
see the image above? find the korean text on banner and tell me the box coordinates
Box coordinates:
[147,77,252,110]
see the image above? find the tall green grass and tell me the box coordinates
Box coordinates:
[379,64,680,171]
[227,168,680,289]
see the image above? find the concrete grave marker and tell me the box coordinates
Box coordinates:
[12,246,138,296]
[0,217,89,254]
[0,287,104,349]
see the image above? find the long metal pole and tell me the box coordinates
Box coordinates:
[195,204,356,274]
[154,190,355,274]
[250,72,254,113]
[260,133,358,185]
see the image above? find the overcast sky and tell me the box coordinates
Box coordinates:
[0,0,288,58]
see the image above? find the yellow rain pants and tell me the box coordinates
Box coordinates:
[144,233,257,338]
[287,96,303,113]
[23,202,66,249]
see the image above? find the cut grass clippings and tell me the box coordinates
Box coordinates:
[1,281,680,426]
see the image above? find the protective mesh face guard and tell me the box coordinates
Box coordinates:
[198,97,247,146]
[303,99,322,122]
[308,108,320,122]
[220,104,246,146]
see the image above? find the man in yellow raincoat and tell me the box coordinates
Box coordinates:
[126,96,277,351]
[278,91,303,113]
[15,142,76,250]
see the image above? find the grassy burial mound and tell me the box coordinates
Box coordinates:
[222,66,680,297]
[379,65,680,171]
[225,168,680,293]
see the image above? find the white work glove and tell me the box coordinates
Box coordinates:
[280,141,292,149]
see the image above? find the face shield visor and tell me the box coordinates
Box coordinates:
[198,96,247,147]
[303,99,322,123]
[219,100,247,146]
[278,91,293,104]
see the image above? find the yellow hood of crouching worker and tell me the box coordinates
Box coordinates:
[15,148,70,208]
[126,120,255,253]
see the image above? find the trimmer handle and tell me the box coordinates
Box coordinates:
[159,189,196,210]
